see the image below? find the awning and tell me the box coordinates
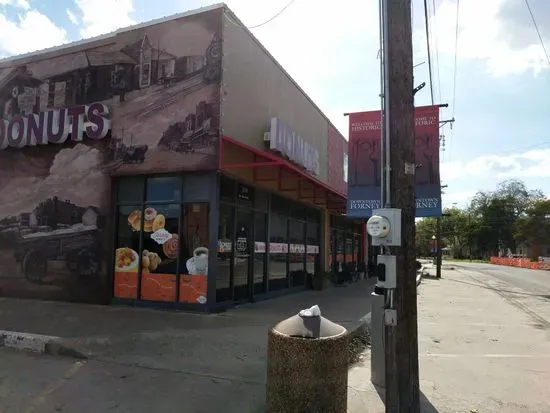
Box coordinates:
[220,135,347,214]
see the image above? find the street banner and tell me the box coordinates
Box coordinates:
[346,105,442,217]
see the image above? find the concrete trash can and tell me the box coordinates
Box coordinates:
[266,305,350,413]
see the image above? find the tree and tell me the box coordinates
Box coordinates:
[415,217,437,257]
[468,179,545,257]
[514,199,550,258]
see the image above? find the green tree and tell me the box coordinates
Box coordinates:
[468,179,544,257]
[415,217,437,257]
[514,199,550,258]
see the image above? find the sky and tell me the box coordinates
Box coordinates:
[0,0,549,209]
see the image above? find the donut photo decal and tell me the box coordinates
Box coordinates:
[143,207,158,233]
[163,234,179,259]
[127,209,142,232]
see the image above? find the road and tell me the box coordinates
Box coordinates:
[452,261,550,297]
[449,261,550,329]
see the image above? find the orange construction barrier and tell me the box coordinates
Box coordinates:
[490,256,542,270]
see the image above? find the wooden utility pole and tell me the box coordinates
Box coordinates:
[382,0,420,411]
[436,216,442,278]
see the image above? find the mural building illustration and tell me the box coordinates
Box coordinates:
[0,10,222,302]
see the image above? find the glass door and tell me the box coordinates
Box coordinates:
[233,209,253,302]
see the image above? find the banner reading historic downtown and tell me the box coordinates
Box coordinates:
[346,105,442,218]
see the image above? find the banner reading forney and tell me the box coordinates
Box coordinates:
[346,105,442,217]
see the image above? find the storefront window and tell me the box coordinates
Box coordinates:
[117,178,144,204]
[345,236,353,265]
[269,212,288,291]
[289,218,305,287]
[353,234,361,266]
[113,205,141,299]
[253,212,267,294]
[139,204,179,302]
[234,209,253,301]
[180,203,209,305]
[306,222,319,276]
[146,176,181,202]
[220,175,235,203]
[336,230,344,274]
[216,203,233,302]
[113,175,209,306]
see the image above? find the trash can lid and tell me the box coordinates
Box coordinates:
[272,305,347,339]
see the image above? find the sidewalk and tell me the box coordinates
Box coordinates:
[347,268,550,413]
[0,278,374,380]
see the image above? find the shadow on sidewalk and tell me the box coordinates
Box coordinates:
[373,384,439,412]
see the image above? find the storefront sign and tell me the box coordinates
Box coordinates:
[0,102,111,150]
[267,117,320,176]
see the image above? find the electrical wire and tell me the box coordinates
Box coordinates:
[449,0,460,163]
[431,0,442,104]
[248,0,296,29]
[523,0,550,65]
[423,0,435,105]
[451,0,460,118]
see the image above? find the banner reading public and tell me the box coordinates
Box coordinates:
[346,105,442,218]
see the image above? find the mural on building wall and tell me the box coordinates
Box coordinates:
[0,142,111,302]
[0,10,222,302]
[327,124,347,196]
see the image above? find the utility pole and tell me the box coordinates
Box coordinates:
[382,0,420,411]
[436,184,448,278]
[436,216,442,278]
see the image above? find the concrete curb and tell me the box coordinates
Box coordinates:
[0,330,88,359]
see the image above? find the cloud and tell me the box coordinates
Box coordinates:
[66,8,79,25]
[442,190,477,208]
[75,0,135,38]
[441,148,550,182]
[0,10,67,57]
[429,0,549,76]
[0,0,29,9]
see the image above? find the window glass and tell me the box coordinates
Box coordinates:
[234,209,253,301]
[220,175,235,203]
[183,174,211,201]
[117,177,144,203]
[237,183,254,206]
[216,203,233,302]
[146,176,181,203]
[271,195,288,215]
[269,213,287,291]
[139,204,179,302]
[306,222,319,276]
[289,219,305,287]
[253,212,267,294]
[345,235,353,264]
[113,205,141,299]
[180,203,209,305]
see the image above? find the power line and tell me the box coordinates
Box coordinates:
[451,0,460,118]
[423,0,434,104]
[449,0,460,162]
[523,0,550,65]
[248,0,296,29]
[431,0,442,104]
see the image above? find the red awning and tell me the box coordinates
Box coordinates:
[220,135,346,213]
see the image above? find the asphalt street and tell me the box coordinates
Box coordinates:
[453,261,550,297]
